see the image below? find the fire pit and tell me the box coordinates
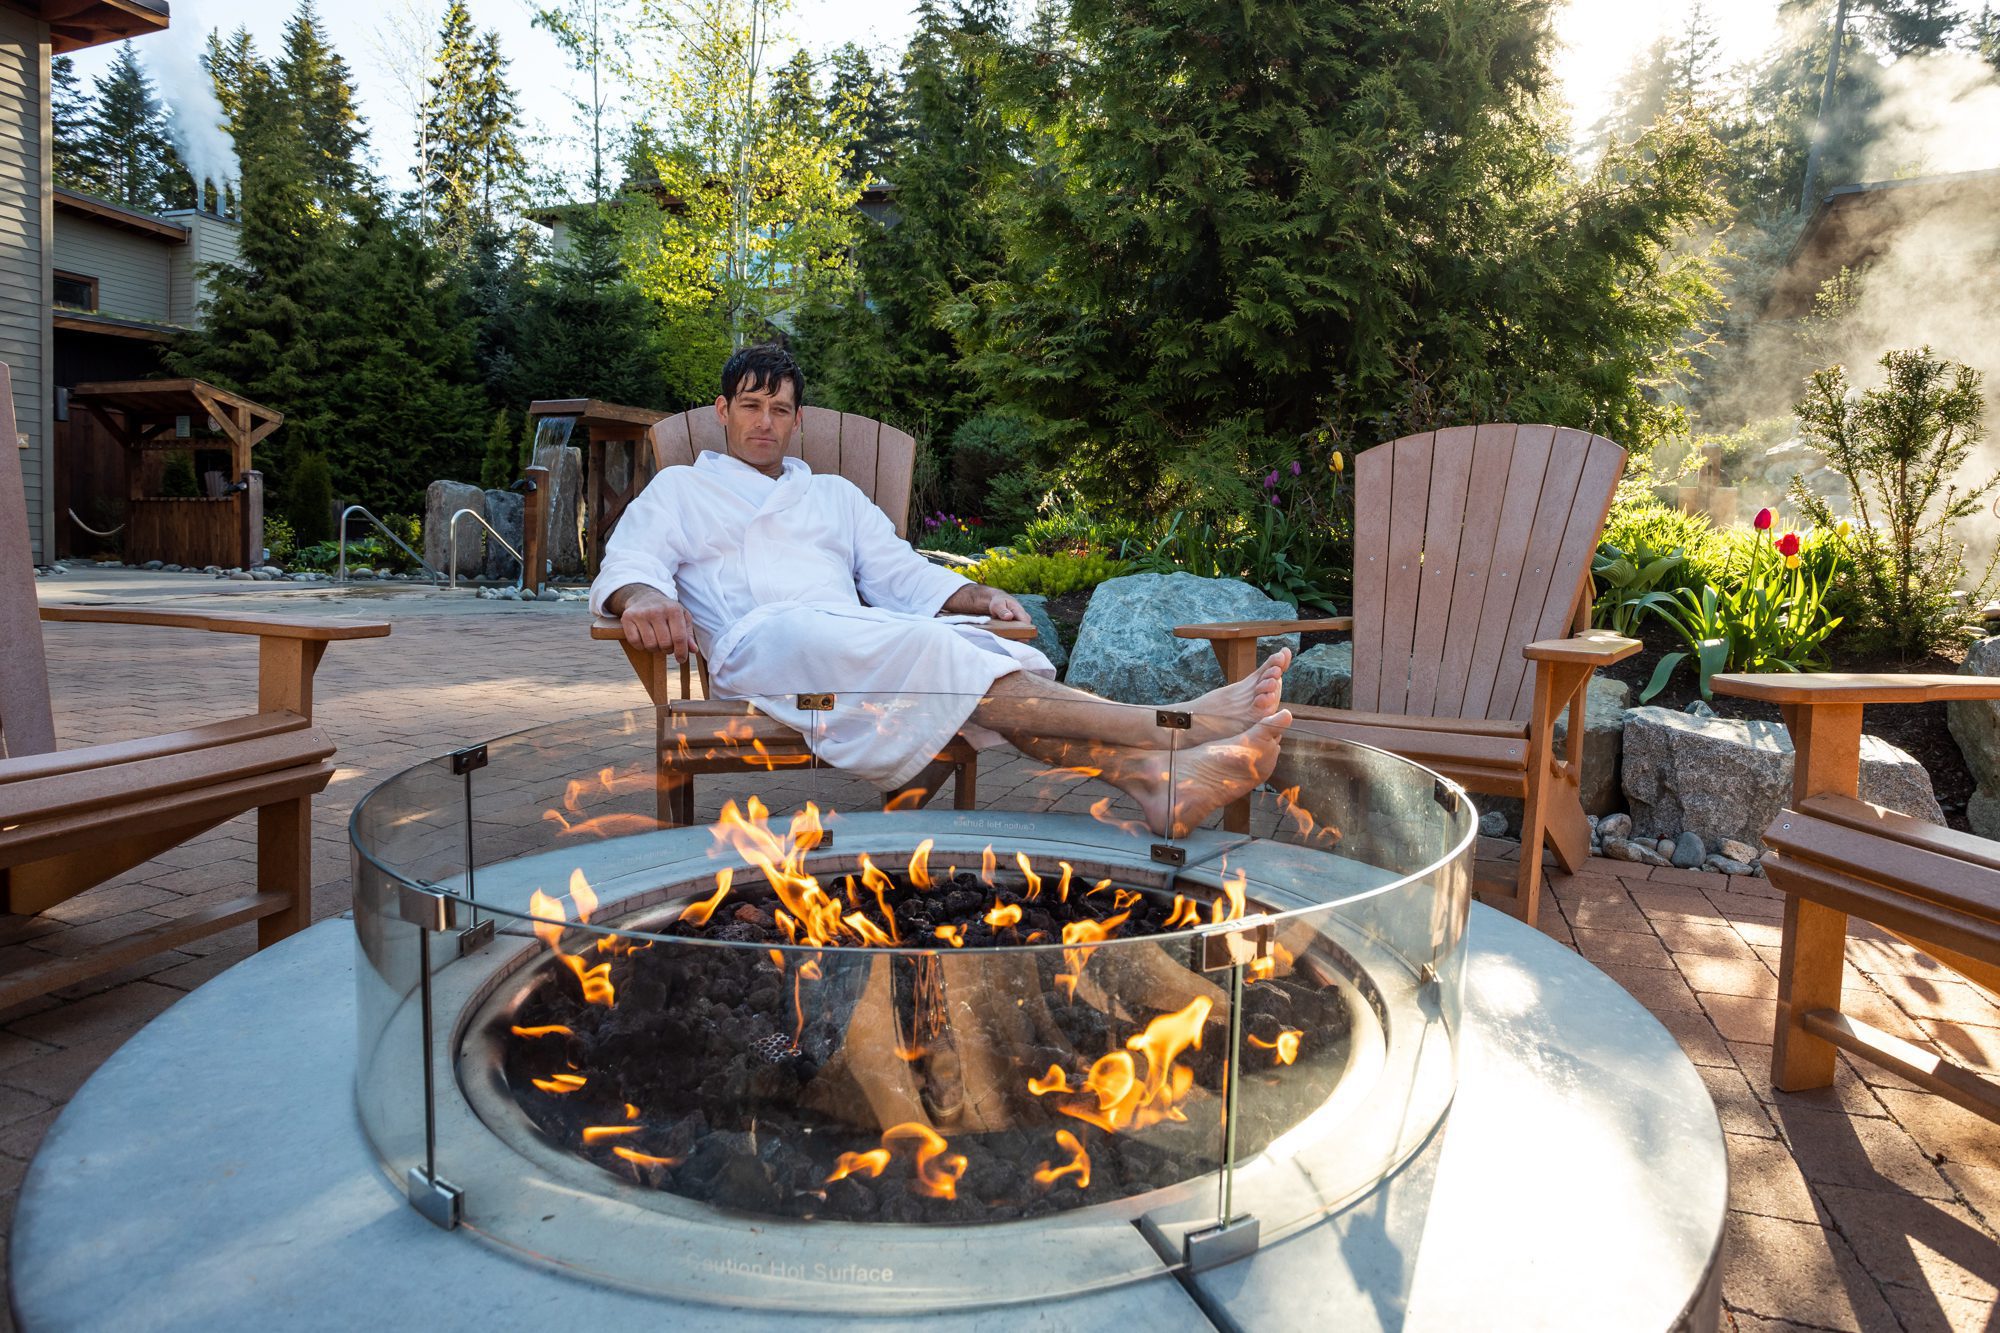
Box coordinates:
[351,694,1473,1313]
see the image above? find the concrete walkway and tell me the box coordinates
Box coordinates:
[5,570,1997,1331]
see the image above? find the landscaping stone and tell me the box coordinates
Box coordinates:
[1705,855,1755,875]
[350,567,376,579]
[1672,831,1707,868]
[1479,810,1508,837]
[228,571,254,581]
[1013,593,1067,675]
[1558,676,1633,816]
[1065,572,1297,705]
[161,564,182,573]
[141,559,163,570]
[1685,699,1716,719]
[531,443,587,576]
[1947,636,2000,838]
[1718,838,1758,864]
[423,480,486,576]
[482,488,525,582]
[1282,642,1351,708]
[1597,812,1632,841]
[1622,706,1943,849]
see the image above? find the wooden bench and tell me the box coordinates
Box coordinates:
[1714,672,2000,1121]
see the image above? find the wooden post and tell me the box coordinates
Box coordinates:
[1771,700,1864,1092]
[240,470,264,570]
[521,464,550,596]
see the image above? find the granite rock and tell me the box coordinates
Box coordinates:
[1283,642,1352,709]
[1065,573,1297,705]
[1013,593,1067,675]
[482,488,525,582]
[424,480,486,576]
[1947,636,2000,837]
[532,443,587,576]
[1671,831,1706,868]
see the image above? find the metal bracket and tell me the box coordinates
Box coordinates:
[406,1165,464,1230]
[396,883,460,933]
[1197,917,1275,973]
[1155,709,1192,730]
[1433,778,1460,814]
[796,693,836,711]
[1184,1214,1261,1271]
[1150,842,1187,867]
[456,919,496,956]
[451,744,488,775]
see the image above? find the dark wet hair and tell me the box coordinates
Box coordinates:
[720,343,805,406]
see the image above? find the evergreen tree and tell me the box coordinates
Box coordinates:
[826,43,900,184]
[472,31,527,222]
[274,1,370,206]
[481,408,518,490]
[1977,6,2000,71]
[958,0,1726,514]
[74,44,191,209]
[50,55,91,190]
[420,4,526,250]
[204,27,265,139]
[511,207,674,407]
[459,222,531,410]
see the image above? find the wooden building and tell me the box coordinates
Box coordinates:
[0,0,172,563]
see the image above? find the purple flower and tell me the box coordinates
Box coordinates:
[1264,470,1279,488]
[1290,461,1301,476]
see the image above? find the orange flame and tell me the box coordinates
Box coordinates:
[1248,1029,1303,1065]
[826,1148,892,1183]
[1055,998,1213,1133]
[985,902,1022,929]
[883,786,930,812]
[1211,868,1247,924]
[529,889,566,952]
[908,839,934,889]
[678,867,733,925]
[1016,853,1042,899]
[1085,878,1114,899]
[859,855,900,941]
[1056,861,1074,903]
[1033,1129,1091,1189]
[568,867,599,923]
[882,1123,968,1199]
[582,1125,642,1144]
[561,953,616,1007]
[979,845,997,886]
[1112,888,1143,912]
[1027,1064,1073,1096]
[510,1024,572,1039]
[934,925,964,947]
[1088,797,1150,837]
[1272,786,1343,848]
[1164,896,1202,928]
[531,1073,587,1094]
[541,765,667,838]
[625,1103,641,1120]
[612,1146,683,1168]
[792,956,823,1043]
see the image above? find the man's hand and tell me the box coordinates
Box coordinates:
[944,582,1027,624]
[984,590,1028,624]
[610,584,696,663]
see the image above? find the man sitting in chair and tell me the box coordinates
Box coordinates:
[593,344,1291,836]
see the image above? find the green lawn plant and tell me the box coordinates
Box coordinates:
[1636,511,1842,701]
[959,550,1129,599]
[1790,348,1997,661]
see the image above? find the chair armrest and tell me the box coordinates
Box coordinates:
[593,614,1041,642]
[39,606,390,641]
[1172,617,1351,641]
[1713,672,2000,706]
[1523,632,1641,666]
[590,615,626,641]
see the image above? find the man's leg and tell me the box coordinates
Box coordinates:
[968,652,1291,749]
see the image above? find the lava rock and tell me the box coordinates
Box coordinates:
[1066,572,1297,705]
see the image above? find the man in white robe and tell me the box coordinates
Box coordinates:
[593,345,1291,835]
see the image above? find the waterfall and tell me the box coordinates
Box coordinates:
[532,415,578,470]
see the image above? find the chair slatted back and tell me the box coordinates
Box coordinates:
[0,363,57,759]
[1347,424,1625,724]
[648,406,919,538]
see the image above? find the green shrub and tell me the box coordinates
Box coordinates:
[913,512,995,557]
[962,550,1129,598]
[264,515,297,566]
[290,540,340,572]
[1792,348,1997,661]
[160,452,200,499]
[288,453,336,545]
[1636,523,1843,700]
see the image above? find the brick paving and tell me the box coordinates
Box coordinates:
[5,574,1999,1330]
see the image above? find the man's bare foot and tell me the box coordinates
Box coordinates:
[1121,711,1293,838]
[1179,648,1291,743]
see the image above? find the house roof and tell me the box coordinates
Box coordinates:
[54,188,189,243]
[2,0,168,54]
[1766,168,2000,319]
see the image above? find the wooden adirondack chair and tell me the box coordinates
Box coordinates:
[588,404,1037,818]
[0,362,389,1009]
[1174,424,1641,927]
[1714,672,2000,1122]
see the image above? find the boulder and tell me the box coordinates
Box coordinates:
[423,480,486,576]
[1013,593,1067,675]
[1556,676,1633,816]
[1065,573,1298,705]
[1283,642,1352,709]
[1947,637,2000,837]
[482,488,525,582]
[532,443,587,576]
[1621,706,1943,850]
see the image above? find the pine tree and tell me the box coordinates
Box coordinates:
[481,408,518,489]
[511,207,676,407]
[50,55,92,190]
[204,27,265,138]
[74,44,190,209]
[420,6,526,251]
[825,43,900,184]
[274,1,370,206]
[472,31,527,222]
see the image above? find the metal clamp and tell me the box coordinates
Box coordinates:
[1197,916,1275,972]
[796,693,836,711]
[1184,1214,1261,1271]
[1155,709,1192,730]
[1150,843,1187,867]
[395,883,460,933]
[407,1165,464,1230]
[450,744,488,775]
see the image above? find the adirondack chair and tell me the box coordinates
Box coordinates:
[0,363,389,1009]
[1174,424,1641,927]
[588,404,1038,819]
[1714,672,2000,1122]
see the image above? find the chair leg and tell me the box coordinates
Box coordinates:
[1774,894,1846,1091]
[955,754,978,810]
[1512,795,1549,929]
[256,794,312,949]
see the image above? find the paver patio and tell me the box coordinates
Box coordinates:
[5,571,1998,1331]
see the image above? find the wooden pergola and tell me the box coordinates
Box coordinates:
[69,380,284,571]
[526,398,668,577]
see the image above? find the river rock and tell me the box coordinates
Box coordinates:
[532,443,587,576]
[424,480,486,576]
[1013,593,1067,675]
[1283,642,1352,709]
[1671,831,1706,868]
[1066,573,1297,705]
[482,488,525,582]
[1622,706,1943,849]
[1947,636,2000,838]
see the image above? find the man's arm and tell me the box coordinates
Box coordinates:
[943,582,1029,625]
[607,583,698,662]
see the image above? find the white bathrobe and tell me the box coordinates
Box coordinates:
[590,449,1055,788]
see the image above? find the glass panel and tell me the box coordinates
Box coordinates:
[348,693,1472,1313]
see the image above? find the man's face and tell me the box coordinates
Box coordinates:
[714,377,798,477]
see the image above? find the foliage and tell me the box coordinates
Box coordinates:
[1126,458,1350,615]
[961,550,1129,598]
[942,412,1041,535]
[49,55,92,192]
[277,2,369,204]
[421,2,527,252]
[1791,348,1998,660]
[288,452,335,544]
[63,43,192,210]
[264,515,298,566]
[290,540,340,572]
[912,513,992,557]
[509,207,686,407]
[160,453,200,499]
[1637,523,1844,700]
[480,409,517,490]
[954,1,1728,518]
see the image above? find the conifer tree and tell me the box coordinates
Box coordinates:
[511,207,674,407]
[481,408,518,490]
[274,1,370,206]
[74,44,191,209]
[825,42,900,184]
[50,55,91,190]
[204,26,265,138]
[421,5,527,251]
[472,31,527,222]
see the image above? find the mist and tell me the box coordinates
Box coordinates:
[139,3,239,207]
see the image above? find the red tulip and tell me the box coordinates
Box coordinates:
[1754,508,1773,531]
[1776,532,1801,557]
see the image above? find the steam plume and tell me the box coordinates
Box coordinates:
[140,4,240,207]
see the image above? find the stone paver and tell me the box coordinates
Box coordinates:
[4,571,2000,1329]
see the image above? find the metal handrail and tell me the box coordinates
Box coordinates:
[446,508,525,590]
[336,505,443,584]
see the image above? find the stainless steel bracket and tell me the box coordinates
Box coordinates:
[456,919,496,956]
[1197,917,1276,972]
[406,1165,463,1230]
[1155,709,1192,729]
[1150,843,1187,867]
[451,744,488,775]
[796,693,836,711]
[1184,1214,1260,1271]
[395,883,459,933]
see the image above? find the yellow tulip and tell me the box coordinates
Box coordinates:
[1785,554,1802,570]
[1330,452,1345,473]
[1836,519,1851,537]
